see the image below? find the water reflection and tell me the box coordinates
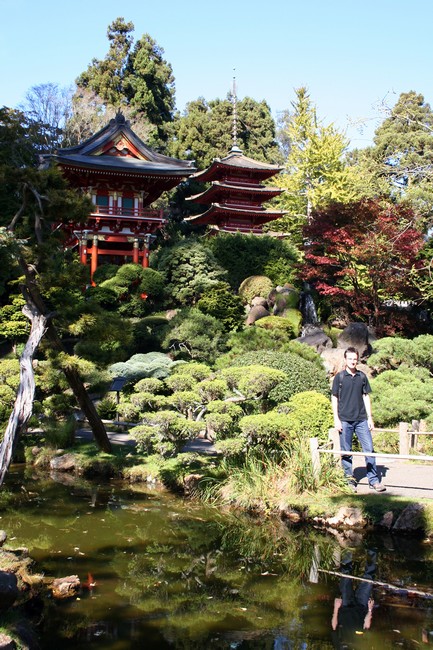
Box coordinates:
[1,469,432,649]
[331,549,377,648]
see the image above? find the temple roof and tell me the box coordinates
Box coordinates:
[187,181,283,204]
[45,112,196,177]
[185,203,285,226]
[192,149,282,183]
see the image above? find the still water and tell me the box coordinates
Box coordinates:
[1,466,433,649]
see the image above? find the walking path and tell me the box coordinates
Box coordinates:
[353,456,433,499]
[75,427,433,499]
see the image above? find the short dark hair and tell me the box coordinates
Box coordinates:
[344,347,359,359]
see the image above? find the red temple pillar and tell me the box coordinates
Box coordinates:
[133,238,139,264]
[142,234,150,268]
[79,235,87,265]
[90,235,98,285]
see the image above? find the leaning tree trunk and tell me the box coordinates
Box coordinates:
[0,303,47,486]
[16,258,112,454]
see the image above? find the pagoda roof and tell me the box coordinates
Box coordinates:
[185,203,285,226]
[187,181,283,204]
[192,148,282,183]
[45,112,195,177]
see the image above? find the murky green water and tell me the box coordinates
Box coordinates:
[1,466,433,649]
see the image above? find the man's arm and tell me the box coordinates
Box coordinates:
[363,394,374,430]
[332,597,342,630]
[331,395,342,432]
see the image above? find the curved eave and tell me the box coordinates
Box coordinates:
[187,182,283,204]
[52,155,194,178]
[53,119,196,170]
[193,156,282,183]
[185,203,285,225]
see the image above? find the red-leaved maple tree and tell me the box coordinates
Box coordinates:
[302,199,425,333]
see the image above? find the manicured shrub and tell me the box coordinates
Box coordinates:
[133,377,165,394]
[238,275,273,304]
[196,378,228,402]
[227,351,329,403]
[197,282,245,332]
[132,315,168,352]
[109,352,179,383]
[205,232,299,288]
[368,335,433,374]
[130,410,202,456]
[214,437,245,458]
[155,239,226,305]
[162,308,227,364]
[239,411,293,452]
[169,361,212,382]
[255,314,301,339]
[370,366,433,427]
[278,391,334,443]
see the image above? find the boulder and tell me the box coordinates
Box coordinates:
[393,503,425,532]
[245,304,270,326]
[0,531,7,548]
[325,506,367,529]
[0,633,16,650]
[51,575,80,599]
[251,296,269,308]
[337,323,376,359]
[49,453,76,472]
[0,571,18,611]
[295,327,332,354]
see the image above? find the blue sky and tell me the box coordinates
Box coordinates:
[1,0,432,149]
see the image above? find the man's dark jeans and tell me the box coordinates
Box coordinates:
[340,420,379,486]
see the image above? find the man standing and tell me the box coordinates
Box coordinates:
[331,347,386,492]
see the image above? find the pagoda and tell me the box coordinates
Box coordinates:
[185,83,284,234]
[45,113,195,279]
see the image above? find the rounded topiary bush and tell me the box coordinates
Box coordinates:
[255,314,301,339]
[238,275,273,305]
[278,390,334,442]
[370,366,433,427]
[231,350,329,403]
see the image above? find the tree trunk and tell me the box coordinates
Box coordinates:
[17,259,112,454]
[0,303,47,486]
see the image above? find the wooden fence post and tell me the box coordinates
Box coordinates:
[310,437,321,481]
[329,427,341,460]
[399,422,409,456]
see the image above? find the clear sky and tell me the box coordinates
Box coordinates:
[1,0,432,149]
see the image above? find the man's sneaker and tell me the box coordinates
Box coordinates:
[347,479,357,492]
[369,482,386,492]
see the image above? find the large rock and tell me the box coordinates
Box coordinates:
[295,326,332,354]
[245,304,270,326]
[0,571,18,611]
[51,575,80,599]
[337,323,376,359]
[0,633,16,649]
[49,454,76,472]
[393,503,425,532]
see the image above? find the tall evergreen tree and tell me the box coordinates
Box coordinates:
[74,18,175,145]
[168,95,281,170]
[360,91,433,228]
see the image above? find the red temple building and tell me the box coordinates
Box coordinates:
[46,113,195,279]
[185,144,285,234]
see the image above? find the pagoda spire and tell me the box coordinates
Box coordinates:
[231,72,242,154]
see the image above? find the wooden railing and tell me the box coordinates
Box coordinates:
[309,421,433,480]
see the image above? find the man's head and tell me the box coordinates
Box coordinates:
[344,347,359,372]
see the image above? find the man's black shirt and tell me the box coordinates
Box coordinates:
[332,369,371,421]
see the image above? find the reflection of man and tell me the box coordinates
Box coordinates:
[331,550,377,647]
[331,347,385,492]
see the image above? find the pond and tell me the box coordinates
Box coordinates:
[1,466,433,649]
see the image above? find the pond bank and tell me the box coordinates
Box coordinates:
[22,434,433,541]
